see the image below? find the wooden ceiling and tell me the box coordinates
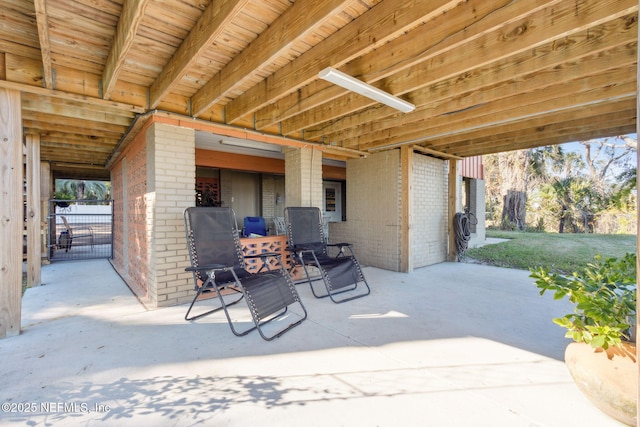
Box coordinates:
[1,0,637,180]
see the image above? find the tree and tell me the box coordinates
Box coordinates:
[55,180,110,201]
[484,135,637,233]
[484,150,532,230]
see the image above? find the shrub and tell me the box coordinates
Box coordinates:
[530,253,636,349]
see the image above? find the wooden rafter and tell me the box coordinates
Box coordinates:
[224,0,461,124]
[359,81,636,152]
[191,0,352,117]
[259,0,542,132]
[0,0,636,174]
[148,0,251,109]
[102,0,150,100]
[297,0,638,140]
[33,0,53,89]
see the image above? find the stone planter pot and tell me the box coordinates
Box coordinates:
[564,341,637,426]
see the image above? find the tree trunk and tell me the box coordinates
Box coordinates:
[501,190,526,230]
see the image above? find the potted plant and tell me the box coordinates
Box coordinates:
[530,253,637,426]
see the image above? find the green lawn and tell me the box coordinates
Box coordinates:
[465,231,637,275]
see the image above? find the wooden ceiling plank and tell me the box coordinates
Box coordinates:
[33,0,53,89]
[359,79,636,151]
[224,0,462,124]
[148,0,251,109]
[191,0,352,117]
[436,109,637,155]
[356,51,635,147]
[340,46,637,147]
[428,102,637,150]
[455,124,637,157]
[296,1,638,138]
[102,0,151,100]
[304,21,636,141]
[259,0,553,131]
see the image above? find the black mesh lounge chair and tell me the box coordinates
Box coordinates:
[285,206,370,303]
[184,207,307,340]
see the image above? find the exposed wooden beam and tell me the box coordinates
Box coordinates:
[359,70,637,151]
[300,1,638,140]
[349,56,636,149]
[33,0,53,89]
[306,15,638,142]
[454,124,637,157]
[430,106,637,154]
[427,100,636,150]
[191,0,351,117]
[148,0,250,109]
[256,0,529,130]
[411,145,463,160]
[25,133,41,288]
[274,0,556,134]
[102,0,150,100]
[21,98,134,126]
[0,79,145,113]
[224,0,462,124]
[0,88,22,338]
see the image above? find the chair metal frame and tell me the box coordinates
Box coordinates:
[285,207,370,303]
[60,215,94,252]
[184,207,307,341]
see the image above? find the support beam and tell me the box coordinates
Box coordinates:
[447,159,458,261]
[41,161,51,261]
[0,88,23,338]
[102,0,150,100]
[26,134,41,288]
[400,146,413,272]
[33,0,53,89]
[635,3,640,420]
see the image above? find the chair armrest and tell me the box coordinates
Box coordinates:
[327,242,352,248]
[185,263,228,272]
[288,245,314,253]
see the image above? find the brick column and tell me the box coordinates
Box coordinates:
[284,147,323,208]
[146,122,195,307]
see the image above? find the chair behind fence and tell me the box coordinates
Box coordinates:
[48,200,113,261]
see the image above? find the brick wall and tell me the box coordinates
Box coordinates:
[110,130,149,302]
[111,159,124,274]
[330,150,450,271]
[109,120,195,308]
[331,150,402,271]
[412,153,448,268]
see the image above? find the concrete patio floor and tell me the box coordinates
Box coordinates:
[0,259,625,426]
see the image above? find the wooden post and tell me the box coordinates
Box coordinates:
[447,159,458,261]
[636,6,640,422]
[40,161,51,260]
[26,134,41,287]
[0,88,22,338]
[400,146,413,272]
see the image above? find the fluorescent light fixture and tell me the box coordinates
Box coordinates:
[319,67,415,113]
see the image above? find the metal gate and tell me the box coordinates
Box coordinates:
[47,200,113,261]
